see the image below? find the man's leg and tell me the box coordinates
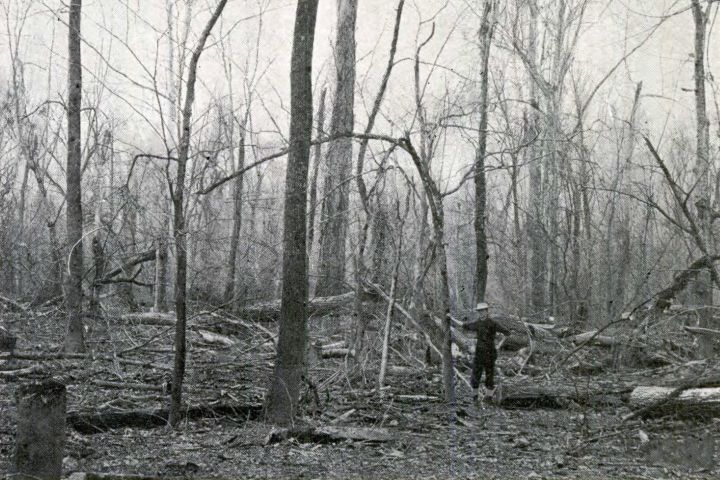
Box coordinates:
[471,348,485,401]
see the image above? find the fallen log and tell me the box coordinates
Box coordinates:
[243,290,380,322]
[568,330,617,347]
[499,383,632,409]
[67,402,263,434]
[627,386,720,418]
[118,312,176,326]
[98,249,157,284]
[322,347,353,358]
[69,473,173,480]
[0,295,26,312]
[237,291,371,322]
[265,425,396,445]
[683,326,720,337]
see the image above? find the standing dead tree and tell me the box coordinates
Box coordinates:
[64,0,85,353]
[169,0,229,427]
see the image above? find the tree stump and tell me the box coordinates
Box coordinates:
[15,380,67,480]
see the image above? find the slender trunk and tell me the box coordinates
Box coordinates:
[224,131,246,304]
[525,1,545,317]
[691,0,714,356]
[474,0,495,304]
[315,0,357,296]
[64,0,85,353]
[307,87,326,259]
[350,0,404,362]
[169,0,228,426]
[265,0,319,426]
[378,199,405,391]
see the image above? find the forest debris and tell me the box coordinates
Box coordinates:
[97,249,157,284]
[265,425,396,445]
[331,409,357,424]
[68,403,263,433]
[627,386,720,418]
[568,331,617,347]
[237,291,363,322]
[394,394,439,402]
[499,383,632,409]
[196,329,235,347]
[322,347,352,358]
[68,473,173,480]
[118,313,176,326]
[0,295,26,312]
[683,326,720,337]
[92,380,164,392]
[0,364,46,379]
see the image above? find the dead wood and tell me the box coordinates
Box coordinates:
[118,312,176,326]
[627,386,720,419]
[237,291,379,322]
[683,325,720,337]
[68,473,175,480]
[68,403,263,434]
[97,249,157,284]
[264,425,396,445]
[0,295,26,312]
[499,383,633,409]
[569,331,618,347]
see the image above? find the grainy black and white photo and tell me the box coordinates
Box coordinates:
[0,0,719,478]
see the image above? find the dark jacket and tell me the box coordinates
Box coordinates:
[475,317,511,361]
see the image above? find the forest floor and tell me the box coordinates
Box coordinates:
[1,306,719,479]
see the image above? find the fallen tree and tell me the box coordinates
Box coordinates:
[68,402,263,433]
[237,291,380,322]
[499,383,633,409]
[265,425,396,444]
[628,386,720,418]
[97,249,157,284]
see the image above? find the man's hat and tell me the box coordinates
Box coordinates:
[475,302,489,311]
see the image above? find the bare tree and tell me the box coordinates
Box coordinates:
[64,0,85,353]
[169,0,229,426]
[265,0,320,426]
[474,0,496,304]
[315,0,358,296]
[690,0,715,355]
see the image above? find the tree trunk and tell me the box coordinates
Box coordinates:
[315,0,357,296]
[154,236,168,313]
[474,0,495,305]
[525,1,545,318]
[690,0,714,356]
[224,129,246,304]
[168,0,228,426]
[306,87,326,259]
[64,0,85,353]
[265,0,319,426]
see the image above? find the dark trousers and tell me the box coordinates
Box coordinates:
[471,353,496,390]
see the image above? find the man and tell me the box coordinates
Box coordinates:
[471,302,511,403]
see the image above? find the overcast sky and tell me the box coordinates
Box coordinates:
[1,0,716,184]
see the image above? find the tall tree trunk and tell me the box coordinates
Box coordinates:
[691,0,714,356]
[224,129,247,304]
[169,0,228,426]
[474,0,495,304]
[525,1,545,318]
[264,0,319,426]
[64,0,85,353]
[307,87,326,259]
[315,0,357,296]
